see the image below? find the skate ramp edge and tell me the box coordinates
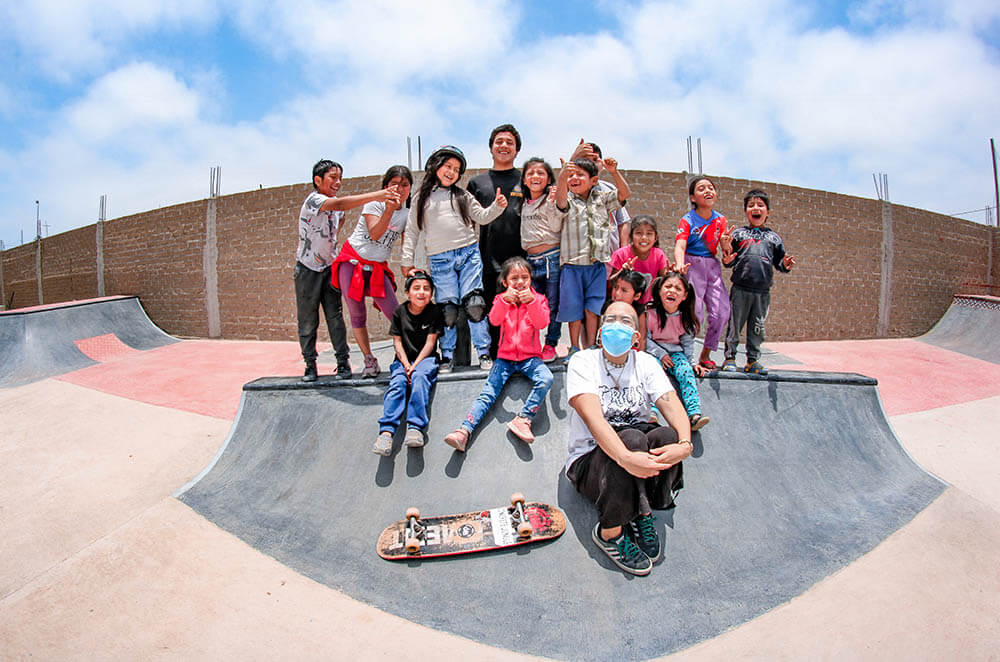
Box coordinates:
[178,369,945,660]
[0,296,177,387]
[919,294,1000,365]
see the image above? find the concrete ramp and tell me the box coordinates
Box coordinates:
[919,294,1000,365]
[178,369,945,660]
[0,296,177,387]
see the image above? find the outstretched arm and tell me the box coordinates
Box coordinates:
[602,158,631,204]
[321,185,399,212]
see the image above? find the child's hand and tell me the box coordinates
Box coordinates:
[623,256,637,271]
[518,288,535,304]
[502,286,519,304]
[692,363,707,377]
[674,261,691,275]
[719,224,734,252]
[494,187,508,209]
[385,185,402,211]
[602,157,618,173]
[660,355,674,370]
[547,186,557,203]
[401,265,415,278]
[782,255,797,270]
[570,139,598,162]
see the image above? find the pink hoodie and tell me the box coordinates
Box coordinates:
[488,289,550,362]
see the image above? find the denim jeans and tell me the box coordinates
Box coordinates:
[429,243,491,357]
[526,248,562,347]
[379,357,438,433]
[460,357,554,432]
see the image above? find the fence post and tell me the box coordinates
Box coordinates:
[877,200,894,336]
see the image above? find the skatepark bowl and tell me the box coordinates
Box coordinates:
[2,294,999,659]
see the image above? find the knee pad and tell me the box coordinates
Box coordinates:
[442,303,460,328]
[463,291,486,323]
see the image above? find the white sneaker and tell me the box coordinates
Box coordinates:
[362,354,380,378]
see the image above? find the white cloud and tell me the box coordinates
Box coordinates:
[0,0,215,78]
[66,63,202,141]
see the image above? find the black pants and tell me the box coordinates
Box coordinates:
[568,423,684,529]
[725,285,770,363]
[293,263,349,365]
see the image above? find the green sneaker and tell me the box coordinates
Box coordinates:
[628,514,661,563]
[591,523,652,576]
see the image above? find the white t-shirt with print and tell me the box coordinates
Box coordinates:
[347,201,409,263]
[565,348,673,472]
[296,191,344,272]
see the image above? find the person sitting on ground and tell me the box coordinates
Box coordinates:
[565,301,693,576]
[373,271,443,455]
[444,257,554,452]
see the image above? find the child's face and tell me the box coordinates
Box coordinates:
[631,225,657,254]
[523,163,550,197]
[407,280,433,309]
[659,277,686,312]
[689,179,716,209]
[745,197,768,227]
[314,167,343,198]
[387,175,412,201]
[504,266,531,291]
[568,167,597,197]
[491,131,518,166]
[436,157,462,187]
[611,279,639,304]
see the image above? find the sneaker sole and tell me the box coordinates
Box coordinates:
[591,526,652,576]
[691,416,710,432]
[404,437,425,448]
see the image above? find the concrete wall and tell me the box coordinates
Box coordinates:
[2,169,997,343]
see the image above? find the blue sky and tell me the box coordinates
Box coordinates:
[1,0,999,246]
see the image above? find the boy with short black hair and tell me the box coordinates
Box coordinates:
[295,159,398,382]
[555,150,631,356]
[720,189,796,375]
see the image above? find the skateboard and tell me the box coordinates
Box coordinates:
[377,493,566,560]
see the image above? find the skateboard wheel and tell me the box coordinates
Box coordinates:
[510,492,525,507]
[517,521,533,538]
[405,537,421,553]
[405,507,420,520]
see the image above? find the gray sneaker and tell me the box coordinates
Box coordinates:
[591,523,652,576]
[438,358,453,374]
[404,427,425,448]
[373,431,393,456]
[628,514,662,563]
[478,354,493,371]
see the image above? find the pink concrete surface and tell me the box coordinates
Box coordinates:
[56,339,307,420]
[74,333,140,361]
[767,338,1000,416]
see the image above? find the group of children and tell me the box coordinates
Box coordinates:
[293,140,795,457]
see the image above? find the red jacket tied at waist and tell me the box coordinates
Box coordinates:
[331,241,397,302]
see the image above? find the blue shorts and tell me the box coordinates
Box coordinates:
[557,262,606,322]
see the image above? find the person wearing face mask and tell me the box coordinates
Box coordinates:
[564,301,693,576]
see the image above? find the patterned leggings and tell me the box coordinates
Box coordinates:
[665,351,701,416]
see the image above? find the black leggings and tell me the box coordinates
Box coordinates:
[568,423,685,529]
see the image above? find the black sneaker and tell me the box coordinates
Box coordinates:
[334,362,352,380]
[438,358,453,374]
[591,523,652,576]
[628,514,661,563]
[302,362,318,382]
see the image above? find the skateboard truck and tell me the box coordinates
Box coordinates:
[404,507,424,553]
[509,493,533,539]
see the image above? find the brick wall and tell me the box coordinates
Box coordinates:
[2,169,997,342]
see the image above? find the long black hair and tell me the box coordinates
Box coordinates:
[649,271,698,335]
[415,147,471,231]
[520,157,555,200]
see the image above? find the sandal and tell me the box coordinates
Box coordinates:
[689,414,710,432]
[699,359,718,371]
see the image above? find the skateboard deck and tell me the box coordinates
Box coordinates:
[377,495,566,560]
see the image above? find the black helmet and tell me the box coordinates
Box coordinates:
[426,145,467,176]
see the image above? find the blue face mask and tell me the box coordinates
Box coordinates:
[600,321,635,357]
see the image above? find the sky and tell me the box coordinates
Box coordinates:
[1,0,999,246]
